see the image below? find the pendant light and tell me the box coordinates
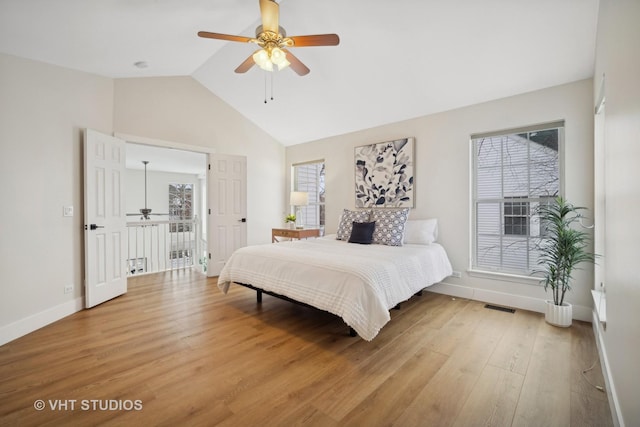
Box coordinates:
[139,160,152,220]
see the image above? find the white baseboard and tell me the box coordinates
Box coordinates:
[592,311,624,427]
[429,281,592,322]
[0,297,84,346]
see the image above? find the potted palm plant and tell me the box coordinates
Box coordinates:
[536,196,595,327]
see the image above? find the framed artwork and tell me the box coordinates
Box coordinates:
[355,137,414,208]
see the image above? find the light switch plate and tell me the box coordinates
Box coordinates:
[63,206,74,217]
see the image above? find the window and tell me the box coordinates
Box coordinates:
[169,183,193,232]
[292,161,325,234]
[504,197,529,236]
[472,122,563,274]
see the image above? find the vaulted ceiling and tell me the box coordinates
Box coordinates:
[0,0,599,146]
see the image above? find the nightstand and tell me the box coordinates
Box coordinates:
[272,228,320,243]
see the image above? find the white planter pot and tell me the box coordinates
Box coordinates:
[545,300,572,327]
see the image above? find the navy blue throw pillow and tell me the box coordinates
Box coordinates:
[348,221,376,244]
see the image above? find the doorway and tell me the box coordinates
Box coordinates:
[124,142,208,276]
[84,130,248,307]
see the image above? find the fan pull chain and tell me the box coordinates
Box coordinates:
[263,72,275,104]
[271,72,274,101]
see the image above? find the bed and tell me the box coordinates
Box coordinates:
[217,223,453,341]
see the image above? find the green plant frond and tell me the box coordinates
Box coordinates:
[533,196,596,305]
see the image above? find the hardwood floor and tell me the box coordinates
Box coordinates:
[0,270,613,426]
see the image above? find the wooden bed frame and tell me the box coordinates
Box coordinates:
[236,282,423,338]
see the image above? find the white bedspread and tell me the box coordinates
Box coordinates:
[217,236,452,341]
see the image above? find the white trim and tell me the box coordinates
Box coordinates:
[595,73,606,115]
[114,132,216,155]
[429,280,592,322]
[470,124,565,275]
[592,310,623,427]
[467,268,542,285]
[591,289,607,326]
[0,297,84,346]
[470,120,566,140]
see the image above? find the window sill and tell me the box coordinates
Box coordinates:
[467,269,542,286]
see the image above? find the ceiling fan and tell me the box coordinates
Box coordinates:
[198,0,339,76]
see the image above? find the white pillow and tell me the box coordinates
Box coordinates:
[403,219,438,245]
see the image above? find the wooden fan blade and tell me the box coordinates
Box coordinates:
[259,0,279,33]
[234,55,256,73]
[288,34,340,47]
[284,50,310,76]
[198,31,253,43]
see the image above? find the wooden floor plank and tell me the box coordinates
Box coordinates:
[570,320,608,400]
[393,331,501,427]
[570,390,614,427]
[512,323,572,427]
[310,320,441,420]
[488,309,541,375]
[340,346,448,426]
[0,270,614,426]
[452,365,524,427]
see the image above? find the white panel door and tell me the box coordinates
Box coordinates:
[207,154,247,277]
[84,129,127,308]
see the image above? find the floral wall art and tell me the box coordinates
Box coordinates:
[355,137,414,208]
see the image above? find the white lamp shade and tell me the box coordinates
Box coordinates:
[270,47,286,65]
[252,49,269,66]
[290,191,309,206]
[276,58,290,71]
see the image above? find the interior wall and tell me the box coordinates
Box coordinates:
[113,76,285,246]
[0,53,114,339]
[125,169,203,221]
[286,79,594,317]
[593,0,640,425]
[0,60,285,345]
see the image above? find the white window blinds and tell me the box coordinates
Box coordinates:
[292,161,325,232]
[472,122,563,274]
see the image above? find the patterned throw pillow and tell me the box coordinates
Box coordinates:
[336,209,371,240]
[371,208,410,246]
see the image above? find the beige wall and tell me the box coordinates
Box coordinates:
[113,77,285,246]
[0,60,285,344]
[0,53,114,336]
[593,0,640,425]
[286,79,594,318]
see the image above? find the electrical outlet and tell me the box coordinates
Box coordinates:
[64,284,73,294]
[451,271,462,278]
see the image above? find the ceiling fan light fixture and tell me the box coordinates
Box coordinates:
[270,47,290,70]
[252,49,270,67]
[253,47,289,72]
[277,58,290,71]
[199,0,339,76]
[259,58,274,72]
[270,47,286,64]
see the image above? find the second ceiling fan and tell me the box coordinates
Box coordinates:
[198,0,339,76]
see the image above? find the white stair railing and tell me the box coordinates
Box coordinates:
[126,217,203,276]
